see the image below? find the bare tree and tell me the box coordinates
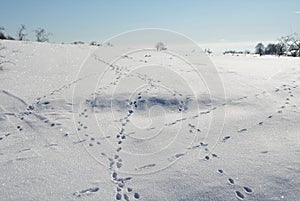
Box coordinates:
[34,28,51,42]
[155,42,166,51]
[17,24,27,41]
[280,33,300,56]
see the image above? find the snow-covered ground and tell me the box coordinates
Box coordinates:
[0,40,299,201]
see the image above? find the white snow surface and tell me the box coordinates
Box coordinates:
[0,40,299,201]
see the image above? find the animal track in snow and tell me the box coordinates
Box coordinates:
[204,155,210,161]
[188,123,201,133]
[175,153,185,158]
[222,136,231,142]
[235,191,245,200]
[135,163,156,171]
[228,178,235,185]
[134,192,140,199]
[16,125,23,131]
[243,186,253,194]
[116,162,122,169]
[116,193,122,200]
[73,187,99,197]
[237,128,247,133]
[123,193,130,201]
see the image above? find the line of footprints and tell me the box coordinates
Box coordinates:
[3,54,298,201]
[217,80,298,200]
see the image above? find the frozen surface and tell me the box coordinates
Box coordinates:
[0,40,299,201]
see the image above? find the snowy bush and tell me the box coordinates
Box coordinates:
[155,42,166,51]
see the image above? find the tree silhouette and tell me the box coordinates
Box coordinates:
[155,42,166,51]
[255,43,265,56]
[34,28,51,42]
[17,24,27,41]
[0,26,6,40]
[265,44,277,55]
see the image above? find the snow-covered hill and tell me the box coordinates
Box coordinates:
[0,40,299,201]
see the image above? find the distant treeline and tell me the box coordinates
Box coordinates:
[0,24,106,46]
[223,33,300,57]
[0,24,51,42]
[255,33,300,57]
[223,50,250,55]
[2,25,300,57]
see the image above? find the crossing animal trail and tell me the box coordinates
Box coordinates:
[4,42,300,201]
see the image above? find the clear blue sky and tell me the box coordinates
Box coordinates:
[1,0,300,50]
